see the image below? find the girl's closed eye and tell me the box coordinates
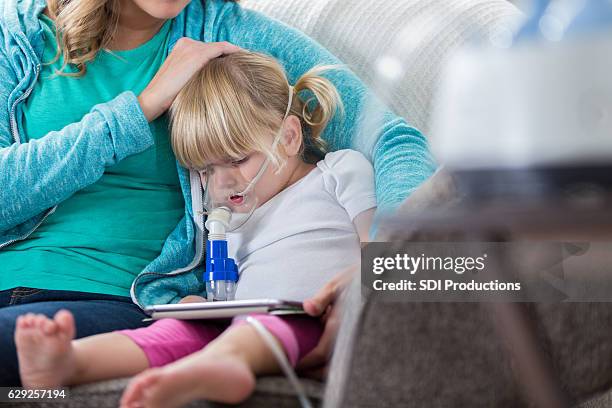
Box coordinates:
[231,156,249,166]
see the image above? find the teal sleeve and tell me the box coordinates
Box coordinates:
[210,2,437,213]
[0,88,154,232]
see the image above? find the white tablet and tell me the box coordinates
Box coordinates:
[144,299,305,320]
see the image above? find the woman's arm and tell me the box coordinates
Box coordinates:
[0,89,154,233]
[211,2,437,213]
[0,27,155,233]
[0,39,239,234]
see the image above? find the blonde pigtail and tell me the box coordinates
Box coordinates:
[292,65,344,156]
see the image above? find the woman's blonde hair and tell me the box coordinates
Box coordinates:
[46,0,120,76]
[170,51,343,172]
[46,0,239,76]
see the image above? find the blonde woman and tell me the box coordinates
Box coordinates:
[0,0,435,385]
[15,51,375,408]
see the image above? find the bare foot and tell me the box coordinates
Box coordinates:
[120,353,255,408]
[14,310,77,388]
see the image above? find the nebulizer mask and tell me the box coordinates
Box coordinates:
[202,86,294,301]
[201,154,270,232]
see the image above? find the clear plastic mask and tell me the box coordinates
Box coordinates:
[200,156,264,231]
[201,85,294,231]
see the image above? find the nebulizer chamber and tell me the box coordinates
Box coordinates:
[204,207,239,301]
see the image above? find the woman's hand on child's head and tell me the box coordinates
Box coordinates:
[138,39,242,122]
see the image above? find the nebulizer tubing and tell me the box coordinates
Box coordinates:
[246,316,314,408]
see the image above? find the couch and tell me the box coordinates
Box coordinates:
[13,1,554,407]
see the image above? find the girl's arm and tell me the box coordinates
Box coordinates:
[178,295,207,303]
[210,1,437,213]
[354,208,376,243]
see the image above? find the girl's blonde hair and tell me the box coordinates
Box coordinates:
[46,0,239,76]
[170,51,343,171]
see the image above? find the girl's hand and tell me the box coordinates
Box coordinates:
[302,265,356,316]
[298,265,358,378]
[178,295,207,304]
[138,39,242,121]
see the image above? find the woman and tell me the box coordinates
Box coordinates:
[0,0,435,385]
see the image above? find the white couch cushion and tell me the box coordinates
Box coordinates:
[242,0,523,135]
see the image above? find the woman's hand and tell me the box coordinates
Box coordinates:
[138,39,241,121]
[298,265,357,378]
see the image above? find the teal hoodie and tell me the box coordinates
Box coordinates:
[0,0,436,308]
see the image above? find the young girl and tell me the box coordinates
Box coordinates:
[14,52,376,408]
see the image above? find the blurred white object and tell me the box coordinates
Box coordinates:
[431,0,612,170]
[431,34,612,169]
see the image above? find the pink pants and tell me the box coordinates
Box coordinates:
[119,314,323,368]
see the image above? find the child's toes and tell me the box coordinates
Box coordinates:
[121,377,146,407]
[16,315,29,329]
[40,317,58,335]
[22,313,37,327]
[54,310,76,339]
[121,369,162,407]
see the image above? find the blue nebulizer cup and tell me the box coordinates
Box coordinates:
[204,207,239,301]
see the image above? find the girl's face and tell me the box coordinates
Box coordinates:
[201,151,292,213]
[201,116,304,213]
